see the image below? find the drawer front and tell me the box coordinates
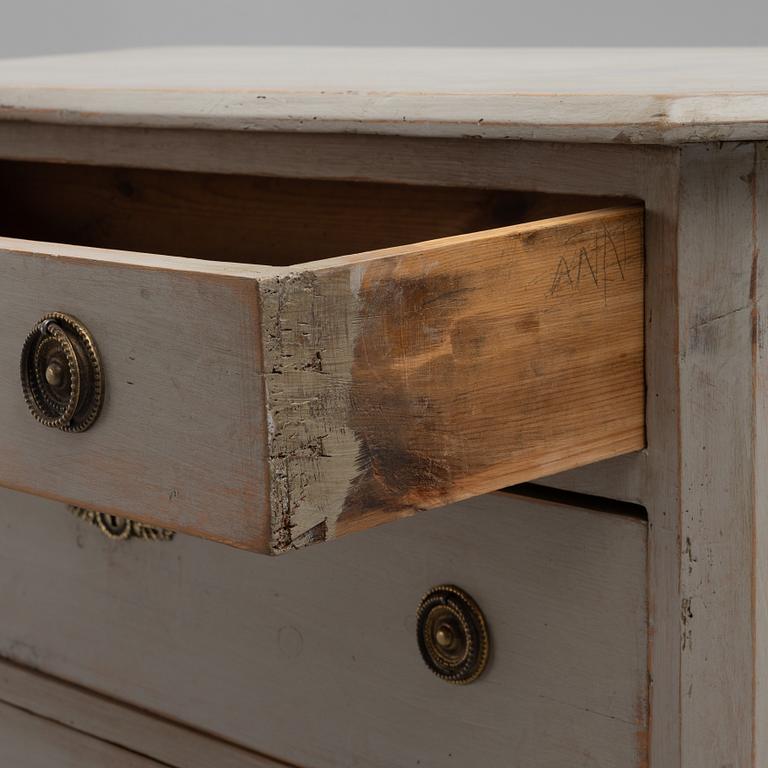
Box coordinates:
[0,204,644,553]
[0,699,165,768]
[0,488,648,768]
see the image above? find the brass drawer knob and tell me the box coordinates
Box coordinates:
[416,585,490,684]
[20,313,104,432]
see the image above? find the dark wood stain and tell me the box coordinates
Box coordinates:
[341,266,473,520]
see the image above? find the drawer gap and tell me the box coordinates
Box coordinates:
[504,483,647,521]
[0,159,635,266]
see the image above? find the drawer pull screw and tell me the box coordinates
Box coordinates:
[416,584,490,684]
[20,312,104,432]
[45,361,65,387]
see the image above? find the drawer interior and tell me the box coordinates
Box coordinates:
[0,160,628,265]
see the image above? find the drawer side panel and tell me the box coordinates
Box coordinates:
[264,207,645,551]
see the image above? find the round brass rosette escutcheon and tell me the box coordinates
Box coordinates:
[416,585,490,684]
[20,313,104,432]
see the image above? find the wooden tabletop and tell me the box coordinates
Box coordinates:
[1,47,767,144]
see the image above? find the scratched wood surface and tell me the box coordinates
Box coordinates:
[0,47,767,144]
[0,488,649,768]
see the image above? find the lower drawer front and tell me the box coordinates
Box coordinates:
[0,699,164,768]
[0,489,647,768]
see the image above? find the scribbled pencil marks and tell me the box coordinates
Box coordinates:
[548,222,635,304]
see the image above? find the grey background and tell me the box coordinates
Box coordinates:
[1,0,767,57]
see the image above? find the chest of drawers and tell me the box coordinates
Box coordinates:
[0,47,766,767]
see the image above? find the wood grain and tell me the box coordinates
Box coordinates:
[0,487,649,768]
[264,206,645,550]
[0,47,767,144]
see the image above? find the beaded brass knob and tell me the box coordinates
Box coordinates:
[20,313,104,432]
[416,585,490,684]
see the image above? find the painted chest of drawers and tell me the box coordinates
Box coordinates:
[0,47,766,768]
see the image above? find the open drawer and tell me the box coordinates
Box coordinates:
[0,162,644,553]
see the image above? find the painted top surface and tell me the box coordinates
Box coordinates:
[1,47,767,143]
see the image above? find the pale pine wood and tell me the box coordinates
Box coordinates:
[263,206,644,550]
[0,700,166,768]
[0,47,767,143]
[0,660,289,768]
[0,487,649,768]
[0,203,644,553]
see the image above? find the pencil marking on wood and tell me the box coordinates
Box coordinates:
[549,224,633,304]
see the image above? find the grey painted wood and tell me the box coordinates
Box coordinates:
[0,121,672,187]
[0,660,288,768]
[0,488,648,768]
[538,141,768,768]
[0,243,273,550]
[538,453,647,505]
[755,142,768,768]
[0,700,165,768]
[674,142,767,766]
[0,48,766,143]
